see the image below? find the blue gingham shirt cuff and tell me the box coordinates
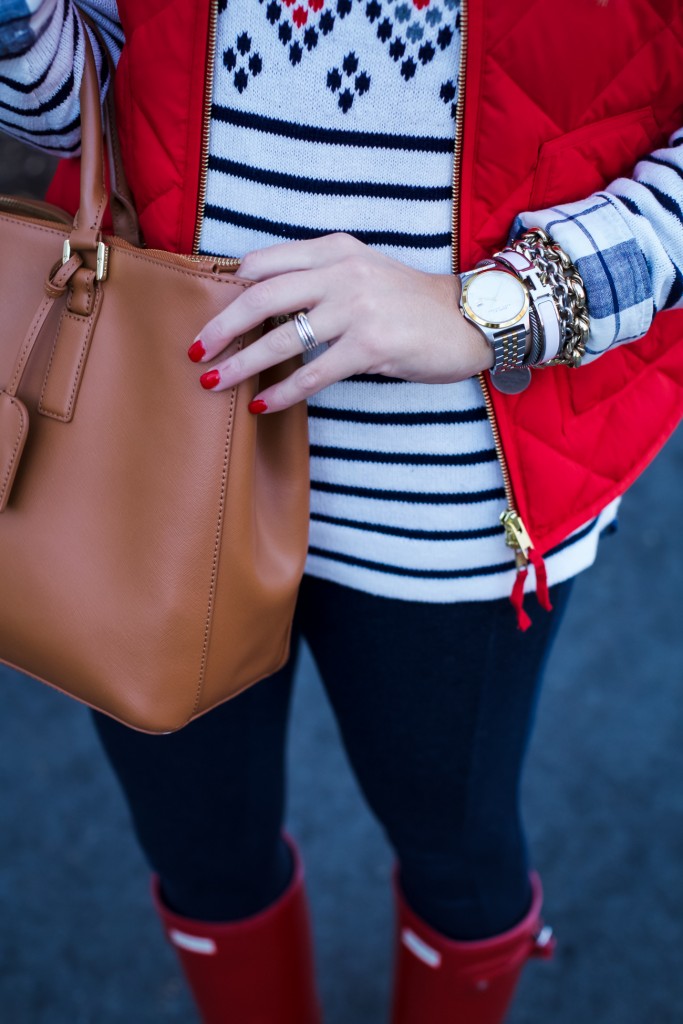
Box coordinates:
[512,196,653,363]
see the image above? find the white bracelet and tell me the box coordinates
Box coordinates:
[489,249,562,363]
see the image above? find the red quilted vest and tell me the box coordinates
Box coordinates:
[48,0,683,603]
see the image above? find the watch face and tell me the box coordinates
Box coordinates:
[464,270,528,328]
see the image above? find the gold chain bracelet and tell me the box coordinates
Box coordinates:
[513,227,590,368]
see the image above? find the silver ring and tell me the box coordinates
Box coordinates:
[294,311,320,353]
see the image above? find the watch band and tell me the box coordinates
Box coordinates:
[490,322,527,374]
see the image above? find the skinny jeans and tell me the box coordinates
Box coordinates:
[92,575,572,941]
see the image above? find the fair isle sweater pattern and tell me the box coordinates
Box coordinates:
[219,0,460,115]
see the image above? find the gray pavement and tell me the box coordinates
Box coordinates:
[1,144,682,1024]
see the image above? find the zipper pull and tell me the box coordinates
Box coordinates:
[501,510,532,567]
[502,510,533,629]
[510,566,532,632]
[501,509,553,627]
[528,547,553,612]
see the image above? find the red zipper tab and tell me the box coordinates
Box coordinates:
[528,547,552,612]
[501,510,553,628]
[511,567,533,632]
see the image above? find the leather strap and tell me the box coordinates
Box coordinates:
[0,256,86,511]
[69,28,107,265]
[4,256,84,401]
[39,274,103,422]
[82,10,143,247]
[69,20,144,257]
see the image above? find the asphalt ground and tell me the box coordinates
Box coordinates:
[1,142,682,1024]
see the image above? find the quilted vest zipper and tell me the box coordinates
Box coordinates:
[193,0,220,257]
[452,0,550,629]
[450,0,466,284]
[191,0,241,268]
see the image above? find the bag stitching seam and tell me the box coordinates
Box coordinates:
[194,364,239,719]
[0,395,26,504]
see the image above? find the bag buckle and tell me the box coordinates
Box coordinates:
[62,239,109,281]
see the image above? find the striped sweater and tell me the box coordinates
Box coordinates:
[1,0,682,601]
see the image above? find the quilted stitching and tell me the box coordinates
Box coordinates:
[473,25,683,252]
[117,0,204,249]
[487,2,670,129]
[468,0,683,256]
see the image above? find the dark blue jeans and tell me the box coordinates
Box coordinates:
[92,575,572,940]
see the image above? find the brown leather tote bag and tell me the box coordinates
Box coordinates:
[0,34,309,732]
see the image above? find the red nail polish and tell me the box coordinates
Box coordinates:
[188,339,206,362]
[248,399,268,414]
[200,369,221,390]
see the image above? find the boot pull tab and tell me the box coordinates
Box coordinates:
[531,924,556,960]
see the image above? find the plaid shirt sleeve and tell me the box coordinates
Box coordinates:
[0,1,122,155]
[513,126,683,363]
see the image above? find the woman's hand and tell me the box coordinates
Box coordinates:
[190,233,493,412]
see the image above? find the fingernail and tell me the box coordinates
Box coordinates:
[188,339,206,362]
[200,369,221,390]
[248,399,268,415]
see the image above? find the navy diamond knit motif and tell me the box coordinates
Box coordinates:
[223,32,264,93]
[370,0,459,82]
[440,77,457,118]
[326,50,371,112]
[259,0,352,67]
[252,0,459,83]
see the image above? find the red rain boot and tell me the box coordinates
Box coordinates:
[152,837,322,1024]
[390,872,555,1024]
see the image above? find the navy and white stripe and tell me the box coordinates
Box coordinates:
[303,368,619,601]
[0,0,121,155]
[2,0,680,601]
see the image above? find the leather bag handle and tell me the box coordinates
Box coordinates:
[83,12,143,247]
[68,27,108,263]
[69,22,143,259]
